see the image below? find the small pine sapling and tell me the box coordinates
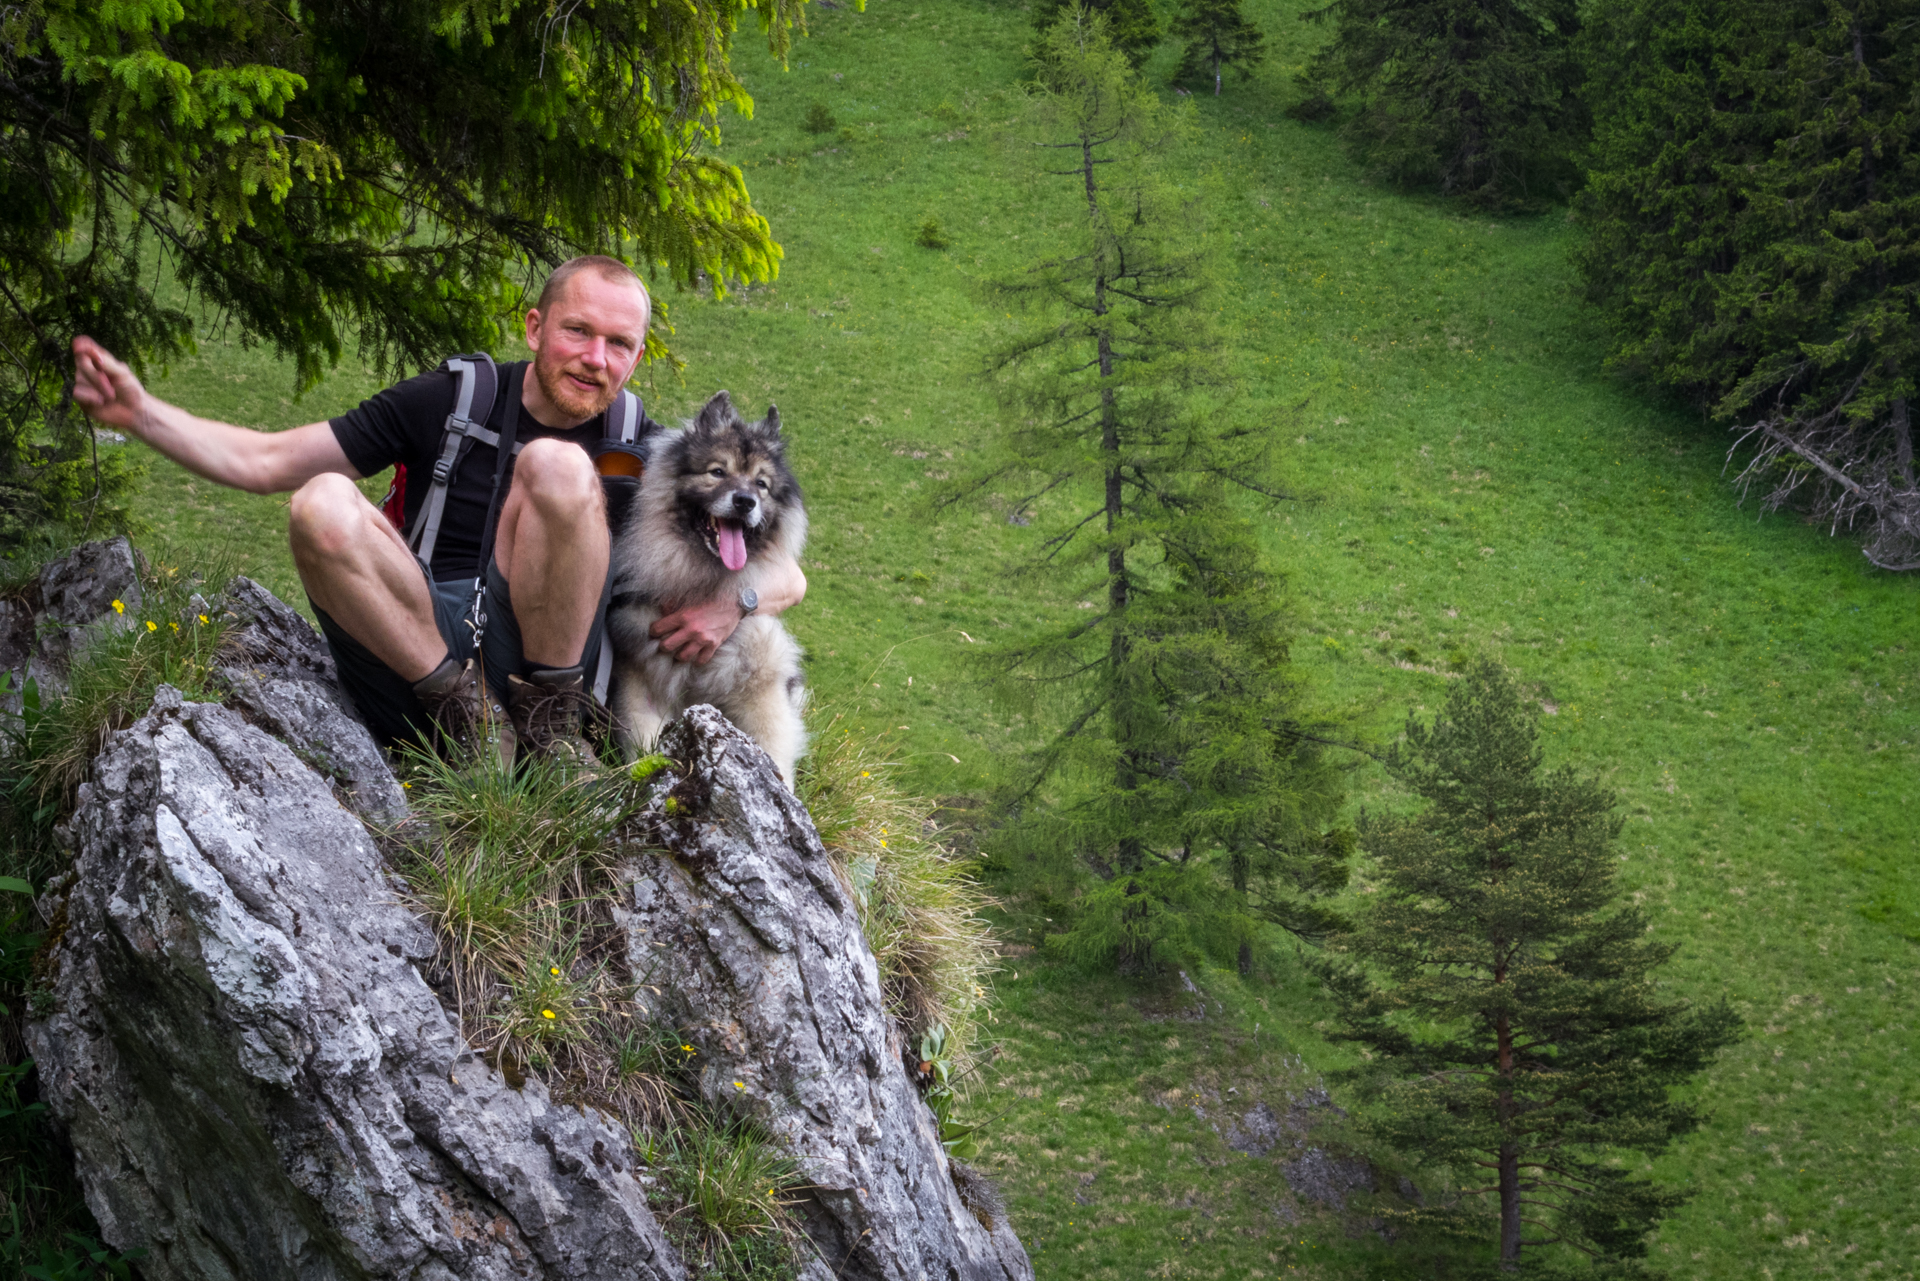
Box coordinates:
[803,102,838,134]
[1028,0,1162,68]
[1171,0,1266,96]
[1319,659,1743,1270]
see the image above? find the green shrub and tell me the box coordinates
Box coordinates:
[802,102,837,134]
[914,217,951,250]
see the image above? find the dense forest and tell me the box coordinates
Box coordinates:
[3,1,1916,1278]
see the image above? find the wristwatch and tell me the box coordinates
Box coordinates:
[737,587,759,616]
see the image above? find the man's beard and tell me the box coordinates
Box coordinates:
[533,347,620,422]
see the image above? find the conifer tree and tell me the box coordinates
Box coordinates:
[1171,0,1266,96]
[1577,0,1920,569]
[963,13,1344,973]
[1320,660,1741,1270]
[0,0,816,542]
[1298,0,1583,206]
[1029,0,1163,69]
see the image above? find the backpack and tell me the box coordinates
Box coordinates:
[378,352,653,702]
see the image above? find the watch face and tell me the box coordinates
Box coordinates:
[740,588,758,611]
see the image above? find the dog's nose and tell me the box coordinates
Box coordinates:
[731,492,758,516]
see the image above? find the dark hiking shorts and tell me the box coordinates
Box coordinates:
[313,557,613,751]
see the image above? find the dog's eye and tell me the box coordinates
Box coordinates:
[708,467,726,478]
[755,478,768,490]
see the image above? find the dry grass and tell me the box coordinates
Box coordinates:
[797,711,999,1082]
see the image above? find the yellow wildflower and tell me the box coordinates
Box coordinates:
[541,1009,556,1020]
[733,1081,745,1090]
[145,620,157,632]
[111,599,124,614]
[549,966,562,977]
[197,613,209,625]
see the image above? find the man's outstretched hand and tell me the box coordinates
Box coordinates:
[650,597,745,666]
[71,337,146,433]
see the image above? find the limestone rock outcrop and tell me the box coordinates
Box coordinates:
[622,707,1032,1281]
[25,573,1032,1281]
[29,689,683,1280]
[0,536,143,709]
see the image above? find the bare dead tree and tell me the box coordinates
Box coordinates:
[1728,373,1920,572]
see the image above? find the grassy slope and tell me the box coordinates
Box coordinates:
[126,2,1919,1276]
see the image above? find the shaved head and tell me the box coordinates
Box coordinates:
[536,256,650,323]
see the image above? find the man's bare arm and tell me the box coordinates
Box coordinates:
[73,336,359,494]
[650,548,808,665]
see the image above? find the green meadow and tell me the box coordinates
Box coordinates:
[124,2,1919,1276]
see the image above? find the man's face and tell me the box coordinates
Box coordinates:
[524,273,649,424]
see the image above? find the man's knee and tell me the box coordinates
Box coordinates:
[513,439,602,516]
[289,473,374,559]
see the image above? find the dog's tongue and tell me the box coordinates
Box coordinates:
[717,520,748,572]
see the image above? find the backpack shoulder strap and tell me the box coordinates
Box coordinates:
[410,353,502,570]
[607,388,641,445]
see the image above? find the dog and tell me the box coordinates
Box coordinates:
[605,390,808,786]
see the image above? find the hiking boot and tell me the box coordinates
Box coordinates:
[504,666,601,768]
[412,655,516,769]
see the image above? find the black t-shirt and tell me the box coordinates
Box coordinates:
[330,361,655,581]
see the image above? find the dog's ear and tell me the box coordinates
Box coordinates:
[761,404,782,437]
[695,391,735,434]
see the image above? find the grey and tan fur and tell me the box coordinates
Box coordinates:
[606,391,808,786]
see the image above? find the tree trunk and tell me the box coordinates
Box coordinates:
[1498,1142,1521,1269]
[1082,111,1138,879]
[1894,394,1912,490]
[1118,878,1149,973]
[1497,1006,1520,1269]
[1213,49,1222,96]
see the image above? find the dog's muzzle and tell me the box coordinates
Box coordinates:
[716,490,762,528]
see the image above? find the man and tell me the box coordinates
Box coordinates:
[71,256,804,764]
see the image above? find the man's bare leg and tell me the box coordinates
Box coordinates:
[289,474,446,679]
[492,438,608,670]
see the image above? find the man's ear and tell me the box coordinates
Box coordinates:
[523,307,545,353]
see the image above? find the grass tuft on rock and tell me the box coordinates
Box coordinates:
[648,1115,810,1281]
[386,747,678,1124]
[1,551,237,883]
[797,711,997,1082]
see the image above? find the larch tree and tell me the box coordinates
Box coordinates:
[1297,0,1584,206]
[1171,0,1266,97]
[1577,0,1920,569]
[0,0,827,542]
[960,12,1345,975]
[1319,660,1741,1271]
